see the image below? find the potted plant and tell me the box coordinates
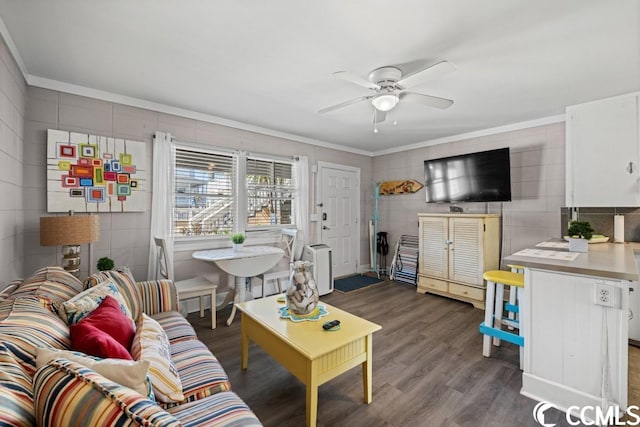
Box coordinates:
[567,220,594,253]
[96,256,115,271]
[231,233,246,252]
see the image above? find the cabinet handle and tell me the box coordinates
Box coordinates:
[627,162,635,174]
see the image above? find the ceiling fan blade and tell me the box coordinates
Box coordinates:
[333,71,380,90]
[374,109,387,123]
[397,61,456,89]
[400,92,454,109]
[318,96,370,114]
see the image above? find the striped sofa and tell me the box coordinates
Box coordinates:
[0,266,262,426]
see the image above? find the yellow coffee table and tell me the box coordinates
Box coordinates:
[236,295,382,427]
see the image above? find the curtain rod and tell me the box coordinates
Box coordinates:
[245,151,300,163]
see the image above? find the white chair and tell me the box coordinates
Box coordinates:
[255,228,300,298]
[154,237,218,329]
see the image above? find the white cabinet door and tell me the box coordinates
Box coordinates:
[418,216,448,279]
[448,217,484,286]
[566,94,639,207]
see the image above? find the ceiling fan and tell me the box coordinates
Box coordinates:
[319,60,455,124]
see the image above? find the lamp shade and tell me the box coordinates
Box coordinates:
[40,215,100,246]
[371,93,399,112]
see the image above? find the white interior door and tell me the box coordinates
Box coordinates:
[318,162,359,278]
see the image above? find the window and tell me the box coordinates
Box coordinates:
[173,148,236,237]
[246,156,295,229]
[172,147,296,238]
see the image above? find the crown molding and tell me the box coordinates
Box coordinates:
[0,14,28,78]
[371,114,566,156]
[26,74,373,156]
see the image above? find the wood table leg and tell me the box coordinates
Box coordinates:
[216,275,236,311]
[305,361,319,427]
[306,380,318,427]
[362,334,373,403]
[240,314,248,370]
[226,275,244,326]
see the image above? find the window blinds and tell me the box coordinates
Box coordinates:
[173,148,236,236]
[246,157,295,228]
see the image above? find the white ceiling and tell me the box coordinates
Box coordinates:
[0,1,638,155]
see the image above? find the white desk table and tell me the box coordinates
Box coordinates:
[192,245,284,326]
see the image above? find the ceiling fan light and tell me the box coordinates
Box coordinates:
[371,94,399,112]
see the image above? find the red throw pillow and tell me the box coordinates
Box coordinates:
[84,295,135,349]
[70,322,133,360]
[69,295,135,359]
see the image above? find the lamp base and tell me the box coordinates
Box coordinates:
[61,244,81,274]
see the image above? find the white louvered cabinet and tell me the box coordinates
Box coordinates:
[417,214,500,309]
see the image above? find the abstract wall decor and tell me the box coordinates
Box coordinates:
[47,129,147,212]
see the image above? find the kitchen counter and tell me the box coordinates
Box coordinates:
[505,240,636,416]
[504,241,639,281]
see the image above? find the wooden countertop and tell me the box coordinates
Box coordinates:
[504,241,639,281]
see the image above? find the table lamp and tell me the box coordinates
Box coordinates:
[40,212,100,275]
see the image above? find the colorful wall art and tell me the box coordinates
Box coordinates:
[47,129,147,212]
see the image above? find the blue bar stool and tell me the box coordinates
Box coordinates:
[479,270,524,369]
[506,264,525,328]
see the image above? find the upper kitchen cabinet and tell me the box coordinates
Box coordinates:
[566,93,640,207]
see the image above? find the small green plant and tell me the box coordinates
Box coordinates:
[231,233,246,244]
[96,257,115,271]
[567,221,594,240]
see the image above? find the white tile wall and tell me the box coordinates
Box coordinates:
[18,86,373,292]
[14,94,569,285]
[0,34,25,286]
[371,122,566,268]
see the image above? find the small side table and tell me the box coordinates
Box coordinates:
[192,246,284,326]
[175,278,217,329]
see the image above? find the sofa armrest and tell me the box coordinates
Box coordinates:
[135,280,180,315]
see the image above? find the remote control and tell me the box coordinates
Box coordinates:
[322,320,341,330]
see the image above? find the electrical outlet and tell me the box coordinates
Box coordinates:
[595,282,618,308]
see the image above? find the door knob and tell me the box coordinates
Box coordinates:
[322,226,331,230]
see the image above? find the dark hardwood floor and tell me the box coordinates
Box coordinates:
[188,280,572,427]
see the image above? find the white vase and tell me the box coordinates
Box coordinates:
[286,260,319,315]
[569,237,588,253]
[232,243,244,252]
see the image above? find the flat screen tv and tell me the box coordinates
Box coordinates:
[424,148,511,203]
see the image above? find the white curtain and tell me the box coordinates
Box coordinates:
[294,155,309,258]
[147,131,175,280]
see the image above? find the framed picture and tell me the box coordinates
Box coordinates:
[46,129,147,212]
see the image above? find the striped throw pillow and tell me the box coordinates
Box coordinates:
[33,359,180,426]
[85,268,143,322]
[36,347,153,399]
[131,314,184,403]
